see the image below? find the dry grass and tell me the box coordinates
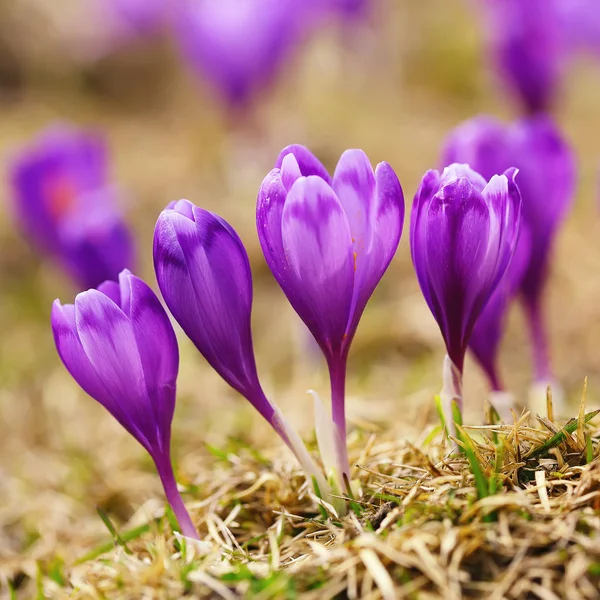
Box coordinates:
[5,391,599,599]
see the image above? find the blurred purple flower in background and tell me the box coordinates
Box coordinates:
[257,145,404,479]
[468,225,530,390]
[307,0,372,24]
[482,0,564,114]
[173,0,307,110]
[108,0,168,36]
[411,163,522,425]
[51,270,198,539]
[559,0,600,57]
[443,115,576,388]
[9,124,134,290]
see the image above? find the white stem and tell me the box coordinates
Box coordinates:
[271,406,332,502]
[440,354,463,438]
[528,379,566,418]
[489,391,515,422]
[309,389,345,495]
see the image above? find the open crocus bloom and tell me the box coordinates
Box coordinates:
[411,164,522,427]
[257,145,404,483]
[51,270,198,539]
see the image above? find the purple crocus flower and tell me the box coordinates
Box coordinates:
[9,125,134,290]
[154,200,273,421]
[173,0,306,110]
[443,115,576,385]
[411,163,522,424]
[483,0,564,114]
[257,145,404,476]
[153,200,329,493]
[51,270,198,539]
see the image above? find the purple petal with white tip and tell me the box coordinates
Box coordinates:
[275,144,332,184]
[281,176,354,352]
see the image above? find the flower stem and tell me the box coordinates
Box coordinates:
[155,456,199,540]
[441,354,463,439]
[524,297,551,382]
[328,353,350,485]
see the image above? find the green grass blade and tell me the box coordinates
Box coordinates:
[454,424,488,502]
[75,522,152,564]
[528,410,600,458]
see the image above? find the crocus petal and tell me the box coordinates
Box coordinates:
[51,298,152,450]
[154,204,262,400]
[332,149,377,267]
[256,170,288,288]
[440,163,488,192]
[119,271,179,451]
[332,151,404,337]
[52,300,114,409]
[281,176,354,352]
[275,144,331,185]
[424,178,492,369]
[481,169,522,290]
[74,289,157,445]
[279,153,304,192]
[97,280,121,304]
[410,169,442,315]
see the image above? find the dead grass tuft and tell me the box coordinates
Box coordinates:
[5,395,600,599]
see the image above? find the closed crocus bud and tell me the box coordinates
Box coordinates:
[483,0,564,114]
[9,124,134,290]
[411,164,522,426]
[51,270,198,539]
[443,115,575,396]
[154,200,329,496]
[258,146,404,478]
[173,0,305,110]
[154,200,273,420]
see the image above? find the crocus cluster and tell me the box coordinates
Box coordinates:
[52,144,402,524]
[51,128,573,535]
[443,115,576,406]
[9,125,134,290]
[411,163,522,427]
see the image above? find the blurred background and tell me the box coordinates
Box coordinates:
[0,0,599,590]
